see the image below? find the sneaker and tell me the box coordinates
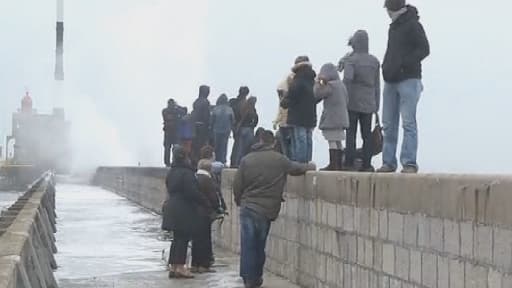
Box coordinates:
[401,165,418,174]
[376,165,396,173]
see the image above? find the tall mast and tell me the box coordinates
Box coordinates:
[55,0,64,80]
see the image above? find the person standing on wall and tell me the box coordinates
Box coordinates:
[229,86,250,168]
[192,85,212,165]
[162,99,187,167]
[233,130,315,288]
[282,56,318,163]
[340,30,381,172]
[273,77,293,159]
[378,0,430,174]
[314,63,350,171]
[210,94,234,164]
[235,96,259,164]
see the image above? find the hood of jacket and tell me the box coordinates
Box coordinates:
[393,5,420,26]
[250,143,274,153]
[293,63,316,81]
[199,85,210,98]
[318,63,340,82]
[350,30,369,53]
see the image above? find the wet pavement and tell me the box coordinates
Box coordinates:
[55,184,298,288]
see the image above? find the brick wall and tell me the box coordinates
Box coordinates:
[215,170,512,288]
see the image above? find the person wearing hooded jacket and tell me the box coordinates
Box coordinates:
[283,56,318,163]
[210,94,234,164]
[340,30,381,172]
[191,85,211,164]
[229,86,250,168]
[314,63,349,171]
[378,0,430,174]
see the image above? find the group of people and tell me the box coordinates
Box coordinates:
[161,0,430,287]
[162,85,259,169]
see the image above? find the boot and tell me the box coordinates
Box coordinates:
[321,149,337,171]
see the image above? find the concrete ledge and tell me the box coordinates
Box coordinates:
[0,173,58,288]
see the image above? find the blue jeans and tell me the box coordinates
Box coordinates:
[237,127,254,164]
[214,132,230,164]
[382,79,423,169]
[290,126,313,163]
[240,207,271,284]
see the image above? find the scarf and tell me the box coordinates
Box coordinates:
[196,169,211,178]
[388,7,407,22]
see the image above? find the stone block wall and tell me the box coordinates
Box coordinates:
[216,170,512,288]
[94,167,512,288]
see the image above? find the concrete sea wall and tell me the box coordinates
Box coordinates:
[94,167,512,288]
[0,173,58,288]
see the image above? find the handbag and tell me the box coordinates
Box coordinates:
[372,113,383,156]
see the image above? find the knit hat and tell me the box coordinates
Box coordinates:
[384,0,406,11]
[294,55,310,65]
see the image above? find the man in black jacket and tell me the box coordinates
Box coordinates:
[283,56,317,163]
[162,99,187,167]
[192,85,211,164]
[378,0,430,174]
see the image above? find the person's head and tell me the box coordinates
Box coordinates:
[197,159,213,172]
[384,0,406,12]
[294,55,310,65]
[216,94,229,106]
[238,86,250,98]
[199,85,210,98]
[260,130,275,146]
[318,63,340,82]
[254,127,265,141]
[200,145,215,161]
[172,145,189,166]
[247,96,257,107]
[348,30,369,53]
[167,98,175,107]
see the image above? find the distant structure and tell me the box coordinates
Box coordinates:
[55,0,64,80]
[4,92,71,174]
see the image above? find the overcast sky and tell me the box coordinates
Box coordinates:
[0,0,510,173]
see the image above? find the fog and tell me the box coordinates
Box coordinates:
[1,0,510,173]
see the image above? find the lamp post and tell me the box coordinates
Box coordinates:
[54,0,64,80]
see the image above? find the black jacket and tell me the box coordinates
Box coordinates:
[192,97,211,125]
[284,65,318,128]
[382,6,430,83]
[161,163,210,236]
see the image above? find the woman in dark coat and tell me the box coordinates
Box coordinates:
[162,146,210,279]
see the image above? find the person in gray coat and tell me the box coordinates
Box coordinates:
[340,30,381,172]
[314,63,350,171]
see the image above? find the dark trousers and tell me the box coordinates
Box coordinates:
[192,221,212,268]
[163,132,177,167]
[214,132,230,164]
[345,111,373,169]
[164,145,172,167]
[192,123,209,161]
[230,134,240,167]
[240,207,271,284]
[169,230,190,265]
[277,126,292,159]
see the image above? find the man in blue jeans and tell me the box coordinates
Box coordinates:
[378,0,430,174]
[233,130,314,288]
